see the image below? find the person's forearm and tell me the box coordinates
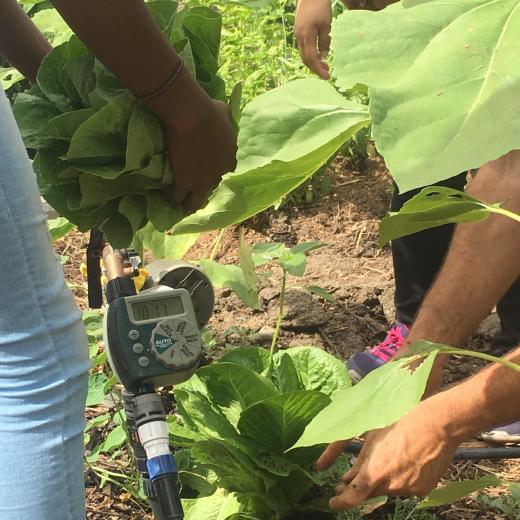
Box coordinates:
[426,346,520,441]
[0,0,51,82]
[405,150,520,391]
[50,0,210,134]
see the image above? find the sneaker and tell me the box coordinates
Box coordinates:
[479,421,520,444]
[347,322,409,383]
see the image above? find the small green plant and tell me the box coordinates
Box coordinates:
[389,499,437,520]
[478,485,520,520]
[163,237,355,519]
[169,345,353,519]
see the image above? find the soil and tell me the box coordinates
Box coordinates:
[60,156,520,519]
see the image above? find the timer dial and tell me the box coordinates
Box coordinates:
[150,318,202,369]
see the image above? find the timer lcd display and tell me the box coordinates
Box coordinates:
[132,296,184,322]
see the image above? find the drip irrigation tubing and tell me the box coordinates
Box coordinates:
[345,440,520,460]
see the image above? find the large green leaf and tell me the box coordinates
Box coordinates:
[174,389,242,444]
[47,217,75,241]
[419,476,502,508]
[273,353,302,393]
[273,347,351,396]
[67,91,135,168]
[12,87,62,146]
[0,67,24,91]
[37,39,84,113]
[31,9,73,46]
[197,363,278,412]
[173,79,369,234]
[293,352,437,449]
[199,259,260,310]
[191,440,270,495]
[238,390,330,454]
[219,347,271,374]
[133,223,200,259]
[332,0,520,192]
[86,373,108,407]
[379,187,514,245]
[183,492,243,520]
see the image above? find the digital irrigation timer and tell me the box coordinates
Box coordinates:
[104,269,211,392]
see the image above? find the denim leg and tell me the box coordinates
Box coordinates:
[0,89,90,519]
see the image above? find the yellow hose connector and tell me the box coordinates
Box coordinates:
[80,263,148,293]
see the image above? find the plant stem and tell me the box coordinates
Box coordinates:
[491,206,520,224]
[442,347,520,374]
[269,268,287,360]
[209,227,226,261]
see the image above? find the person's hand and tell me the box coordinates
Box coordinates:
[316,399,460,510]
[295,0,332,79]
[163,98,237,213]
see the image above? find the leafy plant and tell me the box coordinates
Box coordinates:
[169,345,352,519]
[201,0,309,105]
[13,1,227,248]
[47,216,75,241]
[477,484,520,519]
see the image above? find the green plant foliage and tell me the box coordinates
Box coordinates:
[252,241,324,277]
[133,223,200,260]
[0,68,24,91]
[202,0,308,105]
[173,78,369,235]
[170,346,353,519]
[12,2,226,248]
[86,372,108,407]
[47,216,75,241]
[331,0,520,192]
[419,476,502,508]
[293,351,437,449]
[199,259,260,309]
[306,285,334,302]
[182,492,249,520]
[478,484,520,519]
[378,187,518,246]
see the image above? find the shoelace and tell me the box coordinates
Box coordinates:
[370,329,407,362]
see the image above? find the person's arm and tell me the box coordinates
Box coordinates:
[0,0,51,82]
[294,0,397,79]
[318,346,520,509]
[404,150,520,393]
[314,149,520,508]
[49,0,236,212]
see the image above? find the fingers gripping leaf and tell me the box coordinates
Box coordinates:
[292,352,437,449]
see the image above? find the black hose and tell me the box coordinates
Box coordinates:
[345,440,520,460]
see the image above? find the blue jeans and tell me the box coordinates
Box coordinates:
[0,89,90,519]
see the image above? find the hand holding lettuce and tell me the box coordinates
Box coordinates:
[13,2,232,248]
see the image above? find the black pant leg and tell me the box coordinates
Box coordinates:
[391,173,468,325]
[492,281,520,354]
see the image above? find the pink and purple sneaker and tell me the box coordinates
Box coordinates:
[347,322,409,383]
